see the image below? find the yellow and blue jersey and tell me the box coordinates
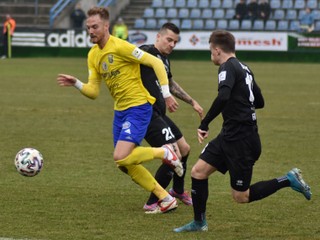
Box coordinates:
[80,35,168,111]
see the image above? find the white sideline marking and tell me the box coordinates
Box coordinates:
[0,238,42,240]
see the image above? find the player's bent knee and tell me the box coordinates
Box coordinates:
[180,143,190,157]
[191,165,207,179]
[118,166,128,174]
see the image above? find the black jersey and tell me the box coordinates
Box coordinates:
[139,44,172,116]
[200,57,264,141]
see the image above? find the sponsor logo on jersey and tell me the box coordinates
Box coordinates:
[132,47,144,59]
[218,71,226,83]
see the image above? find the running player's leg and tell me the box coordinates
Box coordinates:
[144,114,178,210]
[226,131,286,203]
[113,104,180,212]
[174,135,225,232]
[228,131,311,203]
[163,116,192,205]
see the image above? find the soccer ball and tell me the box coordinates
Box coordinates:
[14,148,44,177]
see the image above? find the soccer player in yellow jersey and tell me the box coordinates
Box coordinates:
[56,7,183,213]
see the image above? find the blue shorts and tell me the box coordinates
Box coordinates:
[113,103,152,147]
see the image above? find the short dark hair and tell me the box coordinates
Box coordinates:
[209,30,235,53]
[160,22,180,34]
[87,7,109,21]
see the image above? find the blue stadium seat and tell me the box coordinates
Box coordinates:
[158,18,168,27]
[241,19,252,30]
[312,10,320,20]
[167,8,178,18]
[143,8,155,18]
[175,0,187,7]
[298,9,305,19]
[205,19,216,29]
[190,9,201,18]
[155,8,166,18]
[282,0,293,9]
[178,8,189,18]
[210,0,221,8]
[225,9,235,19]
[265,20,276,30]
[193,19,204,29]
[145,19,157,29]
[170,19,181,27]
[289,20,300,31]
[277,20,289,31]
[221,0,232,8]
[151,0,163,7]
[286,9,297,20]
[217,19,227,29]
[228,19,240,30]
[199,0,209,8]
[187,0,198,8]
[252,20,264,30]
[163,0,174,7]
[273,9,285,20]
[314,20,320,31]
[202,9,213,18]
[181,19,192,29]
[213,9,224,19]
[134,18,145,28]
[270,0,281,9]
[294,0,305,9]
[307,0,317,9]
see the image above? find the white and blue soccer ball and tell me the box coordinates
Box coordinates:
[15,148,43,177]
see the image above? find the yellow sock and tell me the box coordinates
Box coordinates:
[153,147,166,159]
[153,182,169,200]
[118,164,157,192]
[117,146,165,166]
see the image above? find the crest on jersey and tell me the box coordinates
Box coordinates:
[108,54,114,63]
[102,62,107,71]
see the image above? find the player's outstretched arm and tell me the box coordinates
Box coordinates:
[191,99,204,119]
[57,74,77,87]
[170,79,204,119]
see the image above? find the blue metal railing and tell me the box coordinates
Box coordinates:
[49,0,76,28]
[97,0,116,7]
[49,0,116,28]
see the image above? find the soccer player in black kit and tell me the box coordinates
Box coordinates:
[174,30,312,232]
[140,23,204,213]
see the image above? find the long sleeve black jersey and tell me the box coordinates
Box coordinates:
[139,44,172,116]
[200,57,264,141]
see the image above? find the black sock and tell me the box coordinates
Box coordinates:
[146,163,173,205]
[249,176,290,202]
[172,154,188,194]
[191,177,208,222]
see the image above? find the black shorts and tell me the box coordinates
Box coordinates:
[199,130,261,191]
[144,112,183,147]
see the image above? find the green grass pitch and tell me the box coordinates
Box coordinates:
[0,58,319,240]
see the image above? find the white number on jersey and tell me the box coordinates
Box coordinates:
[245,73,255,104]
[162,127,175,141]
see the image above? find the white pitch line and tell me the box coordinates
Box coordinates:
[0,238,43,240]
